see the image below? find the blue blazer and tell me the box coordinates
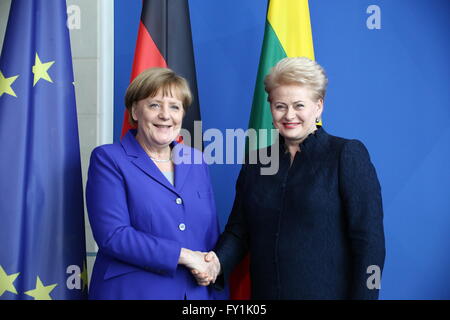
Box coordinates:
[86,130,227,300]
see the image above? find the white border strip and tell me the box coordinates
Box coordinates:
[98,0,114,145]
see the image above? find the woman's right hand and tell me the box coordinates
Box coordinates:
[178,248,220,286]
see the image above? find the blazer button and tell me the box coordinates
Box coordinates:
[179,223,186,231]
[176,198,183,205]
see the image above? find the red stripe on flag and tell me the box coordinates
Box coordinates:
[130,21,167,79]
[121,21,168,138]
[230,254,251,300]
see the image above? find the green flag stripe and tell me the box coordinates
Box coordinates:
[248,21,287,149]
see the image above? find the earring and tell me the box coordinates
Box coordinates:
[315,118,320,123]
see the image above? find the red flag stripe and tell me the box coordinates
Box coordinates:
[120,21,167,138]
[230,254,251,300]
[130,21,167,80]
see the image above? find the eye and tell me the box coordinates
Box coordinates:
[274,104,286,110]
[170,105,181,111]
[148,103,159,108]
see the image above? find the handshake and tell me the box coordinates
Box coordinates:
[179,248,221,286]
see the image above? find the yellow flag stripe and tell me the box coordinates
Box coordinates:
[267,0,315,60]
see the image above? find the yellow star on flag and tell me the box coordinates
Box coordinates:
[0,71,19,97]
[32,53,55,86]
[80,262,88,292]
[24,276,57,300]
[0,265,20,296]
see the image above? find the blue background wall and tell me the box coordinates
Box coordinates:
[114,0,450,299]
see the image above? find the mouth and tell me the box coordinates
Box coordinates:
[153,124,172,129]
[283,122,302,129]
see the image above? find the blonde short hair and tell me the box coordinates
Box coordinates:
[264,57,328,102]
[125,67,192,126]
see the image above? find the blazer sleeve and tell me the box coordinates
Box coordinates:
[213,164,250,290]
[86,146,181,277]
[339,140,386,299]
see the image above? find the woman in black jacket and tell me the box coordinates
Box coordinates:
[194,57,386,299]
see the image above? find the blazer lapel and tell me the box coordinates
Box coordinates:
[301,127,332,177]
[121,130,177,193]
[172,143,192,193]
[132,156,176,192]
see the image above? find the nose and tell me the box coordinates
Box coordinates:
[158,105,170,120]
[285,106,296,120]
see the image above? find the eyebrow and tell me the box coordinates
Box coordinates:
[148,98,181,104]
[273,100,305,104]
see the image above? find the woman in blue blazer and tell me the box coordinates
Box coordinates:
[86,68,224,299]
[196,57,386,299]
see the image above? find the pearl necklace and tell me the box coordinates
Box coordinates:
[149,156,172,163]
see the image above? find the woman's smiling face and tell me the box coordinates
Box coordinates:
[269,84,323,145]
[132,88,184,148]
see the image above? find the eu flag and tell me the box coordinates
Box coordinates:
[0,0,87,299]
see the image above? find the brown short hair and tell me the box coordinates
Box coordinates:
[125,67,193,126]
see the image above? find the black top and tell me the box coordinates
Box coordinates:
[215,127,386,299]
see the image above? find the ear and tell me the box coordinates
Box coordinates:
[316,99,324,119]
[131,103,138,122]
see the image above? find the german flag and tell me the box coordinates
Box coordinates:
[121,0,201,144]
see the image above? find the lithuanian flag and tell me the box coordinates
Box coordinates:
[247,0,315,150]
[230,0,315,299]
